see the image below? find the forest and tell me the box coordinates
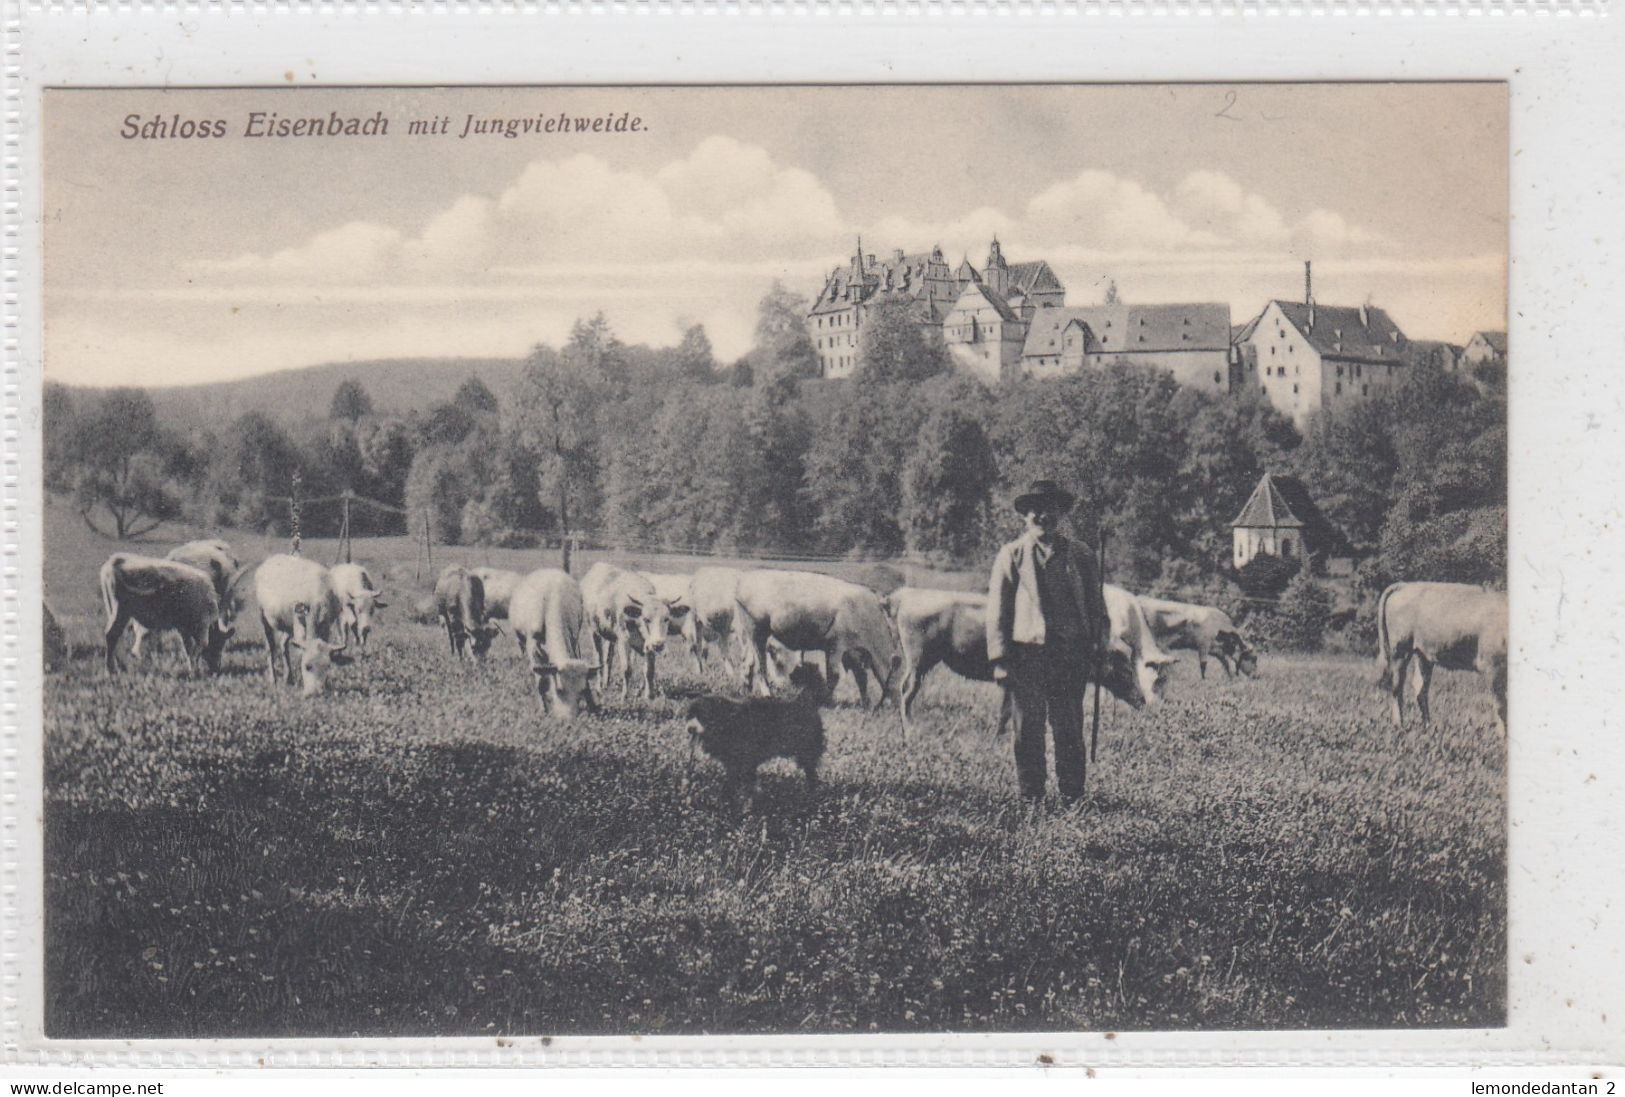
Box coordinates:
[44,282,1506,646]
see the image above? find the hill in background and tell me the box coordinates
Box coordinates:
[59,357,527,427]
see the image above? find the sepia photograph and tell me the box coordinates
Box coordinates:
[40,83,1508,1040]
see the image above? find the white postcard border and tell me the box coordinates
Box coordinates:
[6,1,1624,1072]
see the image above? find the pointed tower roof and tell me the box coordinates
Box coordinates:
[1232,473,1307,530]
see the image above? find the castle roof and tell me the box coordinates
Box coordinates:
[1005,260,1065,297]
[1021,303,1231,359]
[1470,330,1507,354]
[950,280,1021,324]
[807,246,958,318]
[1232,472,1307,529]
[1268,300,1410,366]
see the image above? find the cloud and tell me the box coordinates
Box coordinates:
[194,136,848,285]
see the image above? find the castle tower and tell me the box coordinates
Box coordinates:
[985,237,1008,295]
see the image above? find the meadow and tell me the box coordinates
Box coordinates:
[42,504,1506,1036]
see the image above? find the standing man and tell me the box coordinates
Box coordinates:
[986,479,1109,803]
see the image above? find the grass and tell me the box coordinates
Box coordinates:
[42,503,1506,1037]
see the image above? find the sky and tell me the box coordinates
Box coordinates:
[44,84,1507,387]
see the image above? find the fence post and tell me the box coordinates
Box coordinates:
[289,471,302,556]
[340,490,353,564]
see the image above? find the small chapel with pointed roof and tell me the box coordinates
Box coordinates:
[1231,472,1348,573]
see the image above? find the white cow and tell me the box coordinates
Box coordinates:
[254,554,349,695]
[509,568,601,719]
[581,562,689,700]
[1376,581,1508,731]
[130,539,244,659]
[688,565,746,673]
[1136,595,1258,680]
[732,569,900,709]
[100,553,239,676]
[643,571,704,670]
[888,585,1176,737]
[329,562,388,652]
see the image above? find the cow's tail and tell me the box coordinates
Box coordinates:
[1374,584,1397,689]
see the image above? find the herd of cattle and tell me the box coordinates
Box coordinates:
[75,538,1510,736]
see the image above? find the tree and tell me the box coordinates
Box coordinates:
[564,312,630,389]
[509,341,612,568]
[68,388,184,539]
[673,324,718,383]
[751,282,819,389]
[854,296,951,384]
[404,445,469,545]
[452,375,500,416]
[200,411,305,532]
[901,385,997,563]
[329,379,374,424]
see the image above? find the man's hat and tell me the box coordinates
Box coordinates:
[1013,479,1075,515]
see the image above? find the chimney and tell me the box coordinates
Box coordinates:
[1360,303,1370,328]
[1305,260,1312,305]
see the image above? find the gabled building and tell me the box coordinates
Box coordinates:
[1231,472,1349,574]
[807,241,963,379]
[944,279,1029,381]
[810,238,1067,381]
[1019,303,1232,392]
[1235,298,1411,427]
[1460,330,1507,369]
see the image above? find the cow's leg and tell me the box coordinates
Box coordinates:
[104,610,131,674]
[1387,652,1409,726]
[1197,649,1208,679]
[644,649,658,700]
[1215,650,1235,679]
[282,632,300,686]
[180,630,203,678]
[130,621,150,660]
[1412,655,1434,727]
[262,617,280,683]
[837,646,871,708]
[744,625,773,697]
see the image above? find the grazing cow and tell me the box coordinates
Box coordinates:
[887,585,1175,737]
[688,565,746,673]
[434,565,499,661]
[508,568,600,719]
[253,554,349,695]
[471,567,523,621]
[329,562,388,652]
[129,539,245,658]
[581,562,689,700]
[99,554,237,676]
[1376,581,1508,732]
[732,569,900,710]
[1136,595,1258,680]
[643,571,705,670]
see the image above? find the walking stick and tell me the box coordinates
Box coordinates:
[1090,529,1107,764]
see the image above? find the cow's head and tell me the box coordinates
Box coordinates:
[201,619,235,673]
[1098,645,1177,709]
[622,597,687,655]
[290,637,350,696]
[348,590,388,647]
[1218,630,1259,677]
[469,621,501,659]
[532,653,599,719]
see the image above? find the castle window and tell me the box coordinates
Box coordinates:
[1336,382,1343,395]
[1363,384,1369,396]
[1292,384,1299,394]
[1213,371,1222,385]
[1336,364,1343,378]
[1270,346,1276,356]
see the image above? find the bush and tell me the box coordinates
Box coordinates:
[1274,572,1335,652]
